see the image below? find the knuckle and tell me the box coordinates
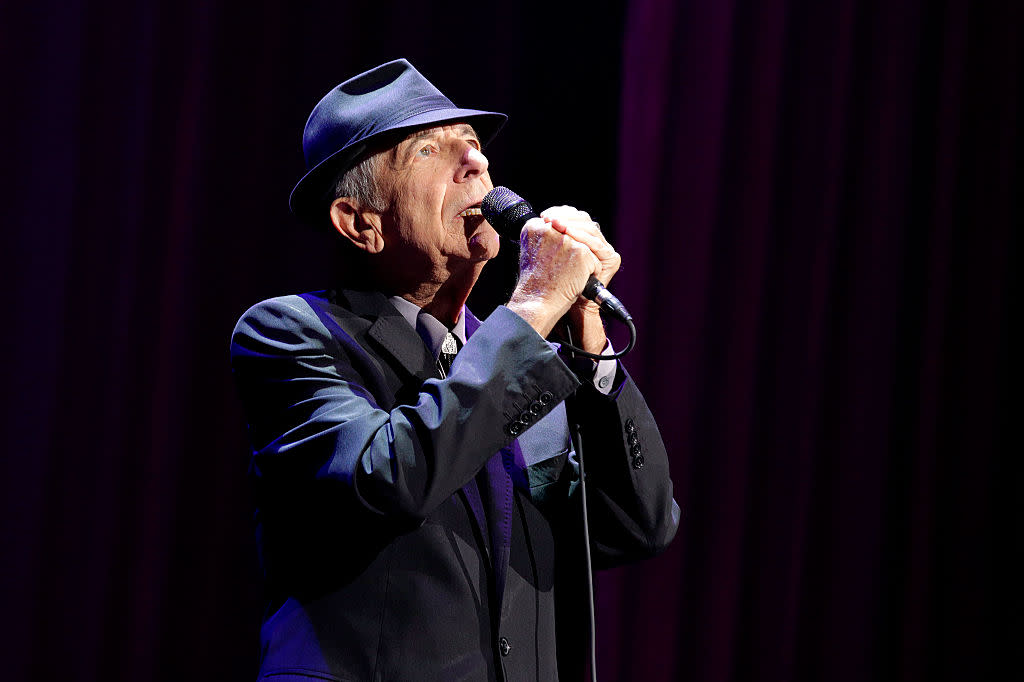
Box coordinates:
[540,205,577,219]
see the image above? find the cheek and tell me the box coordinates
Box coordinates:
[390,186,433,245]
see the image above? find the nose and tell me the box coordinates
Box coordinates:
[455,144,488,183]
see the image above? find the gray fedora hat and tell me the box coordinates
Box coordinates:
[289,58,507,227]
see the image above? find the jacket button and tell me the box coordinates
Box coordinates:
[628,432,640,446]
[498,637,512,656]
[632,454,645,469]
[631,443,642,457]
[625,418,636,434]
[529,400,543,415]
[539,391,554,404]
[507,422,522,436]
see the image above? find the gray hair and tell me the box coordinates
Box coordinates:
[332,151,387,213]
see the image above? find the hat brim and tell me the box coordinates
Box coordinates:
[289,107,507,228]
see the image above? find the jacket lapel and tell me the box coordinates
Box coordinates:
[335,293,516,600]
[341,290,441,382]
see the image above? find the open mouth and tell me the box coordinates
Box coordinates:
[458,207,483,217]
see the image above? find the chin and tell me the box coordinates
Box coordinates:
[467,228,500,261]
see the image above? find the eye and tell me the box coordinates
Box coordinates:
[417,145,435,157]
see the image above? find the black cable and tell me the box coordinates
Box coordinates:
[564,322,599,682]
[559,317,636,360]
[571,421,598,682]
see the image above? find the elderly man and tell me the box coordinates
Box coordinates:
[231,59,679,681]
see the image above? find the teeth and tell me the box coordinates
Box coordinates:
[459,207,483,217]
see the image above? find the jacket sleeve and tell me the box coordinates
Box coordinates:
[564,366,681,568]
[230,296,581,526]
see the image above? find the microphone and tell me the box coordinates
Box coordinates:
[481,186,633,323]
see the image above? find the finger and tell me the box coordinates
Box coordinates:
[559,221,621,287]
[552,219,615,257]
[548,218,604,249]
[567,238,603,277]
[552,215,597,233]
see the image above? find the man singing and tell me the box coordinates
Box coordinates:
[231,58,679,681]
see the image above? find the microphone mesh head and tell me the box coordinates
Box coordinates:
[482,186,522,218]
[482,186,535,237]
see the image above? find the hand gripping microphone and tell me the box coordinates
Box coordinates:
[481,186,636,359]
[481,186,633,323]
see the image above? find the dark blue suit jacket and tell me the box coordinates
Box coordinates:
[230,289,679,681]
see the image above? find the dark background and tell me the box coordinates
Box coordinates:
[2,0,1019,680]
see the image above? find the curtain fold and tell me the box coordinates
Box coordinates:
[606,0,1020,680]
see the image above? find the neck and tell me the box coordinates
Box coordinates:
[387,261,485,328]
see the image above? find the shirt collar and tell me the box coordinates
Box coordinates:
[388,295,467,359]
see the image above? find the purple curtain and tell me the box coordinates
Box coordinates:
[598,1,1021,680]
[2,0,1018,680]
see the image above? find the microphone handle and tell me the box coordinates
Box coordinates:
[583,276,632,322]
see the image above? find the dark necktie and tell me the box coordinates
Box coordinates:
[437,332,460,378]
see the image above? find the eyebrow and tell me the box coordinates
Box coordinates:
[398,124,480,159]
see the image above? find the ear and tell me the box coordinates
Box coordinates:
[330,197,385,254]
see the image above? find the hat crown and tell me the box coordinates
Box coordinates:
[303,59,453,169]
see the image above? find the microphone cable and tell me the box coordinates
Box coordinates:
[565,322,599,682]
[560,316,636,360]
